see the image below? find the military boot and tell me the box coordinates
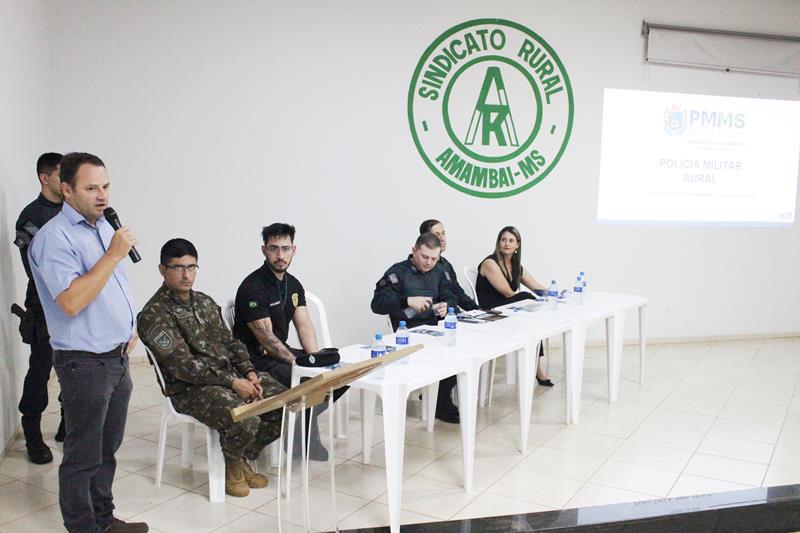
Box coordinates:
[241,461,268,488]
[225,458,249,497]
[21,415,53,464]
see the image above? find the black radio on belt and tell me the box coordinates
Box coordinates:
[295,347,340,367]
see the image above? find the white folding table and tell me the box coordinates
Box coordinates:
[287,342,479,533]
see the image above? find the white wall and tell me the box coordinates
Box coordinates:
[0,1,54,451]
[44,0,800,353]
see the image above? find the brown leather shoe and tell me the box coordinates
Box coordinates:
[241,460,269,488]
[225,458,249,497]
[102,516,149,533]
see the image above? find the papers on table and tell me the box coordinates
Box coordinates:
[410,328,445,337]
[506,302,544,313]
[456,310,509,323]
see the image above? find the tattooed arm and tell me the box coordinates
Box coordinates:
[246,316,296,364]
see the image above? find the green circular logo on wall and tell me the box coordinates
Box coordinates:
[408,19,574,198]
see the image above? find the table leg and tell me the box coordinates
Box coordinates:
[479,362,490,408]
[609,308,625,402]
[517,341,536,453]
[382,386,406,533]
[639,305,647,384]
[456,369,477,490]
[566,322,587,424]
[425,383,438,432]
[506,351,517,385]
[361,390,377,464]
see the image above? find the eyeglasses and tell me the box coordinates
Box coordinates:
[265,245,293,254]
[163,264,199,273]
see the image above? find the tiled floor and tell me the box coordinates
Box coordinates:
[1,336,799,532]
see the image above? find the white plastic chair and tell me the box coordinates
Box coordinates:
[224,298,321,458]
[301,292,350,437]
[145,347,226,503]
[223,299,236,330]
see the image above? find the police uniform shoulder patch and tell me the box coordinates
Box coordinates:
[388,273,399,284]
[443,270,452,281]
[292,292,299,307]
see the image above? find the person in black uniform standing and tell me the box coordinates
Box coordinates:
[370,232,461,423]
[12,152,67,464]
[233,223,346,460]
[419,219,478,312]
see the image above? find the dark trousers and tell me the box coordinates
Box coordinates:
[253,348,348,439]
[53,352,132,533]
[437,375,457,407]
[255,348,348,412]
[18,340,54,418]
[170,372,285,461]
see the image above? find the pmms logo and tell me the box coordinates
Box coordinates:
[664,104,745,135]
[664,105,687,135]
[408,19,574,199]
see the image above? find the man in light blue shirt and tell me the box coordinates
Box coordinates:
[28,152,147,533]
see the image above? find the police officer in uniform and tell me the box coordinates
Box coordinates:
[12,152,66,464]
[233,222,346,461]
[138,238,286,497]
[419,219,479,312]
[370,232,460,423]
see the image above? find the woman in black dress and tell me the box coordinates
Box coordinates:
[476,226,553,385]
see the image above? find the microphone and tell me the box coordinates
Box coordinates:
[103,207,141,263]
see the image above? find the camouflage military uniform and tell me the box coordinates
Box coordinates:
[137,285,285,461]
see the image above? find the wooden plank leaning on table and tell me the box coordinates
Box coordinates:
[230,343,424,422]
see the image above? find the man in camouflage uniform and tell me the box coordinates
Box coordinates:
[137,238,285,497]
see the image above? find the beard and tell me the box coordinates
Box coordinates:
[268,258,291,272]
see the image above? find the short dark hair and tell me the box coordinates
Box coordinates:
[160,238,198,265]
[415,232,441,249]
[262,223,296,244]
[419,219,441,235]
[59,152,105,187]
[36,153,62,177]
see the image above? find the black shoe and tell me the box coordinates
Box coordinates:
[102,516,149,533]
[26,441,53,464]
[54,419,65,443]
[435,404,460,424]
[21,415,52,464]
[537,377,554,387]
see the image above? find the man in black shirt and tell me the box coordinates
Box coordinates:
[370,233,461,423]
[419,219,479,312]
[12,153,66,464]
[233,223,345,460]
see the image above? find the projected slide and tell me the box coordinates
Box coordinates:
[597,89,800,225]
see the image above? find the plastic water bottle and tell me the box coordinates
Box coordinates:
[580,271,587,292]
[547,280,558,310]
[573,276,584,305]
[396,321,409,345]
[370,332,386,359]
[444,307,457,346]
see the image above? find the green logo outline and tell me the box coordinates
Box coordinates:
[408,18,574,199]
